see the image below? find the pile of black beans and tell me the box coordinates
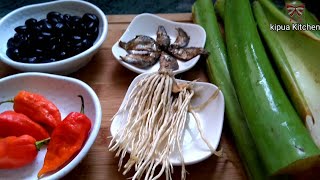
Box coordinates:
[6,12,99,63]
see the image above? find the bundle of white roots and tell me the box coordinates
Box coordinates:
[109,69,221,180]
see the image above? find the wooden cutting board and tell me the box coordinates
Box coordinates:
[60,13,246,180]
[1,13,319,180]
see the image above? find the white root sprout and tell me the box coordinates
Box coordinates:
[109,70,221,180]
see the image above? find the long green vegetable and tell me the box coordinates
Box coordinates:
[225,0,320,176]
[214,0,225,21]
[254,0,320,149]
[192,0,267,179]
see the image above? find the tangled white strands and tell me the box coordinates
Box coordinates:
[109,70,220,180]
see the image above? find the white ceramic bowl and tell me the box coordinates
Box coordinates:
[110,73,225,165]
[112,13,206,74]
[0,72,102,180]
[0,0,108,75]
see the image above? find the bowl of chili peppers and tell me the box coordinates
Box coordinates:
[0,72,102,179]
[0,0,108,75]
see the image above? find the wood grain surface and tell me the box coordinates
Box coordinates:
[64,13,246,180]
[1,13,319,180]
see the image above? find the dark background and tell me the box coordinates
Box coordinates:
[0,0,195,17]
[0,0,318,18]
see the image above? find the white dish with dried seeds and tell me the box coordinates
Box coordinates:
[111,13,206,74]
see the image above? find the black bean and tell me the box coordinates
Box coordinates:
[38,19,53,32]
[63,14,71,21]
[28,57,38,63]
[71,16,81,23]
[34,48,43,55]
[6,48,20,60]
[85,21,98,34]
[47,12,60,19]
[7,38,16,48]
[14,26,28,34]
[42,58,56,63]
[25,18,37,28]
[30,25,42,33]
[36,35,45,43]
[19,46,32,57]
[59,51,67,59]
[48,44,58,52]
[13,34,28,47]
[74,42,82,48]
[82,13,99,24]
[47,11,62,24]
[54,23,65,31]
[41,32,52,40]
[71,35,82,43]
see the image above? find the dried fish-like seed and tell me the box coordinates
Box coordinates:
[119,35,158,52]
[159,51,179,71]
[168,47,208,61]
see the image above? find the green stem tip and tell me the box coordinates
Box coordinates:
[35,138,50,151]
[0,99,14,106]
[78,95,85,114]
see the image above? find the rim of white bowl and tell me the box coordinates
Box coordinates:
[0,0,108,68]
[0,72,102,180]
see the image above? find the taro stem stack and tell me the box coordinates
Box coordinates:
[225,0,320,176]
[192,0,267,179]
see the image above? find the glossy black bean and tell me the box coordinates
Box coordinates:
[74,42,82,48]
[54,23,65,31]
[82,13,99,24]
[14,26,28,34]
[48,44,57,52]
[71,15,81,22]
[13,33,23,40]
[34,48,43,55]
[28,57,38,63]
[59,51,67,59]
[7,38,16,48]
[47,11,62,24]
[81,38,88,47]
[6,48,20,60]
[36,35,45,42]
[13,34,28,47]
[75,47,83,53]
[85,21,98,34]
[47,12,61,19]
[30,25,42,33]
[25,18,37,28]
[42,58,56,63]
[71,35,82,43]
[38,19,53,32]
[41,32,52,40]
[63,14,71,22]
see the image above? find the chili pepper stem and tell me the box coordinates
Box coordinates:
[0,99,14,105]
[78,95,85,114]
[35,138,50,151]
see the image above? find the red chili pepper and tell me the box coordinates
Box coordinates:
[0,111,49,141]
[0,135,49,169]
[38,95,91,178]
[0,90,62,133]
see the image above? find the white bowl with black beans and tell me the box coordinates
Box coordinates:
[0,0,108,75]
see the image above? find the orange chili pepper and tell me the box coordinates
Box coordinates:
[38,95,91,178]
[0,135,49,169]
[0,111,49,141]
[0,90,62,133]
